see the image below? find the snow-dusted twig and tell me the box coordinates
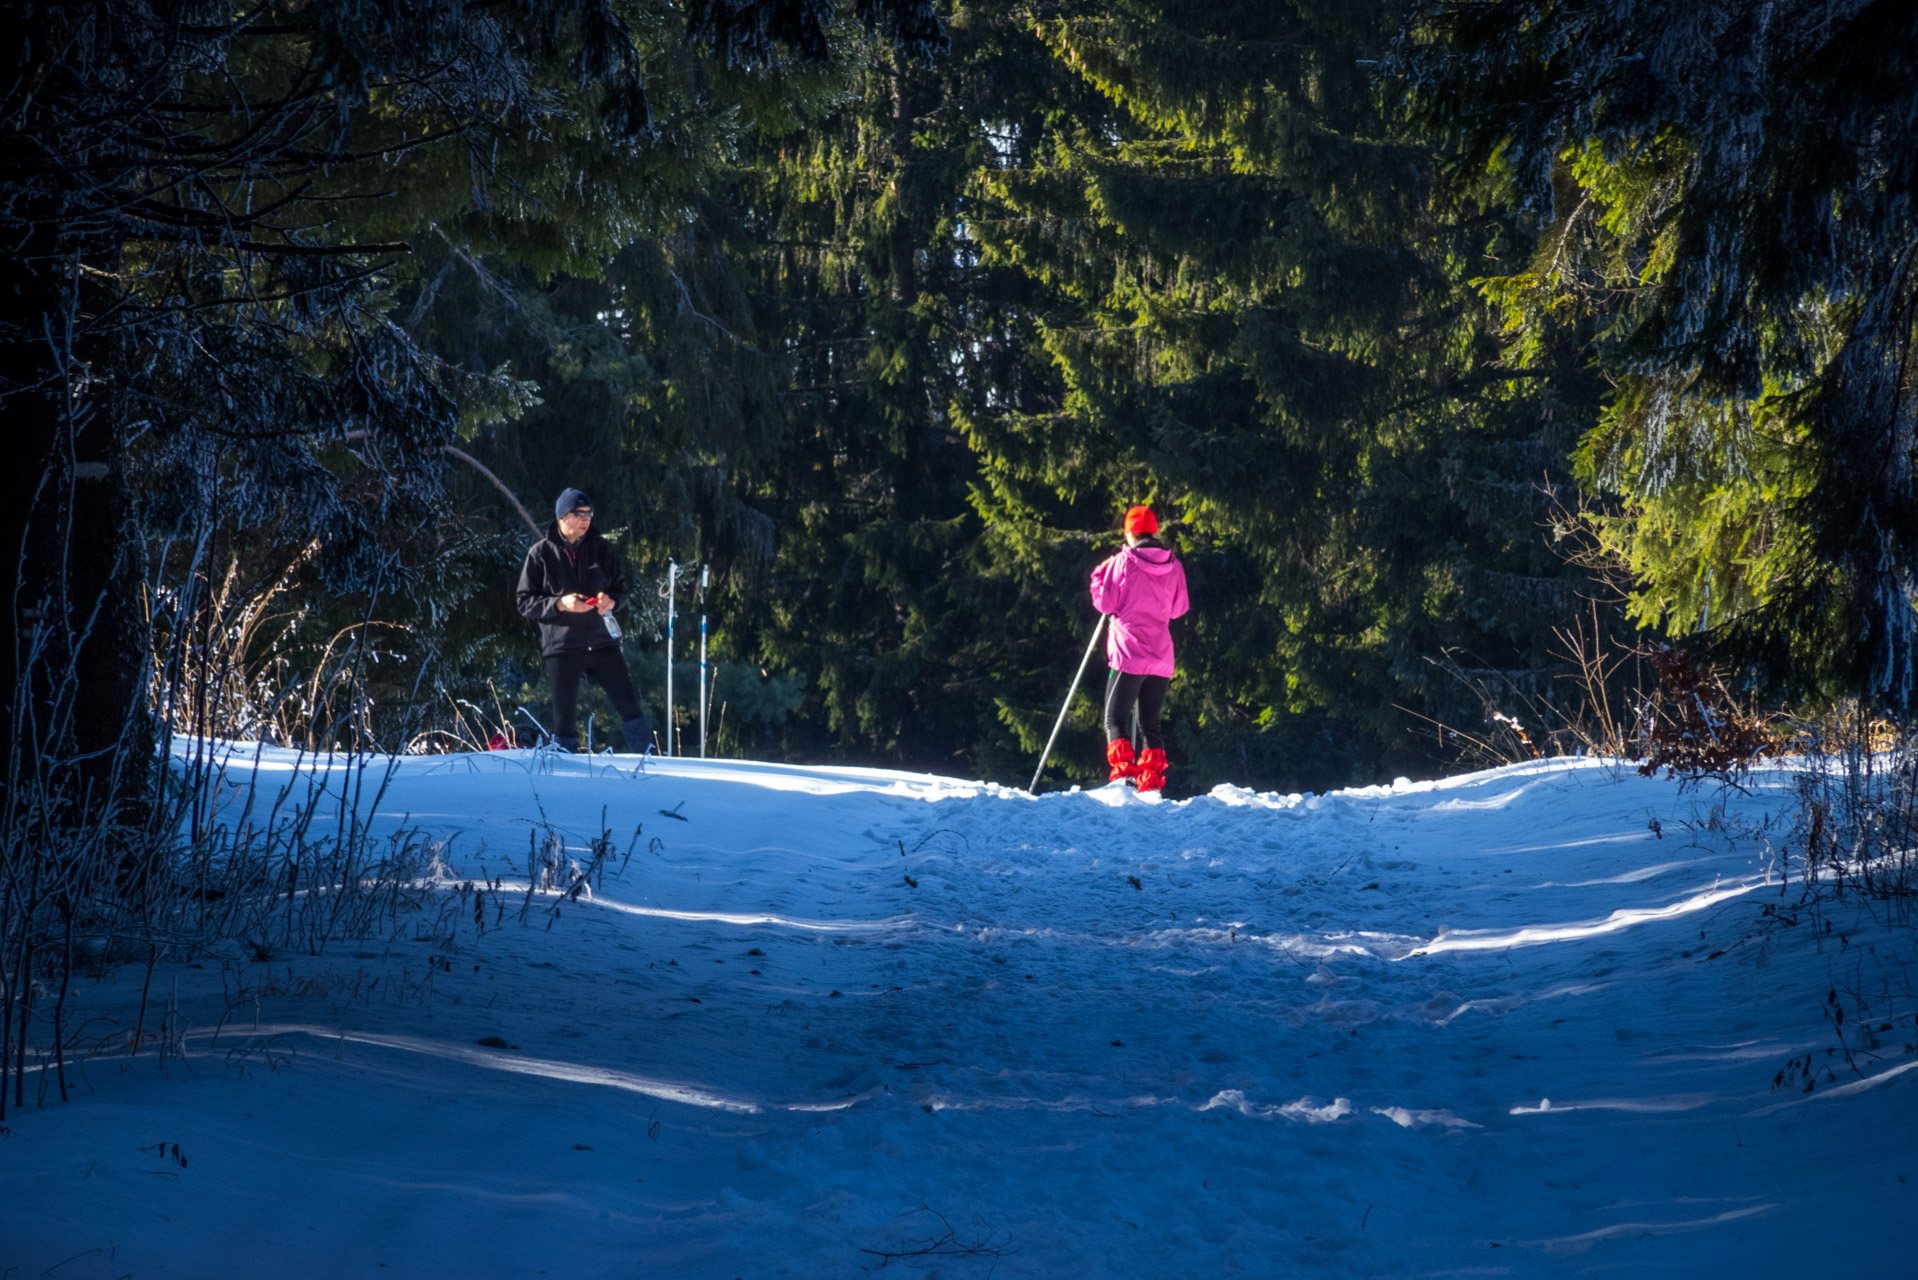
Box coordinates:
[860,1205,1012,1274]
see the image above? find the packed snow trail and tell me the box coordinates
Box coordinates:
[3,749,1914,1277]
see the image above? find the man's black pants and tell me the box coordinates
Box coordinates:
[546,646,652,750]
[1104,669,1171,751]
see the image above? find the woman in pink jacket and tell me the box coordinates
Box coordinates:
[1089,505,1189,795]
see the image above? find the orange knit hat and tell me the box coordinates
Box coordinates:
[1123,505,1158,535]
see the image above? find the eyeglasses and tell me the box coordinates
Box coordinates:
[565,508,593,520]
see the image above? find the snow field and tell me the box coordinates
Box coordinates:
[1,748,1914,1277]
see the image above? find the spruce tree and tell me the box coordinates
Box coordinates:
[591,0,1610,789]
[955,0,1606,786]
[1396,0,1918,707]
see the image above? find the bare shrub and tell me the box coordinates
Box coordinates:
[148,541,421,754]
[1,531,484,1116]
[1791,720,1918,923]
[1766,717,1918,1095]
[1635,644,1781,786]
[1412,602,1657,767]
[1415,607,1794,791]
[1549,602,1652,758]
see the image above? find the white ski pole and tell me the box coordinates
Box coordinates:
[698,564,710,759]
[1029,614,1108,793]
[664,560,678,757]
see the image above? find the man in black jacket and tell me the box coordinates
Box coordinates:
[516,487,654,753]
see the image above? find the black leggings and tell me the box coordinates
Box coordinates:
[1104,669,1170,751]
[547,646,647,744]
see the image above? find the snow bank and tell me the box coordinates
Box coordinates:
[2,748,1911,1276]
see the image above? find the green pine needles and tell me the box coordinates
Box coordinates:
[1396,0,1918,708]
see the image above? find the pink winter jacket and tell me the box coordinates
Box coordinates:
[1089,544,1189,677]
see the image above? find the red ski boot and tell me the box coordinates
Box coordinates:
[1135,748,1168,797]
[1105,738,1138,785]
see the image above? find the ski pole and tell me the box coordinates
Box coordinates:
[1029,613,1108,794]
[663,560,678,757]
[698,563,710,759]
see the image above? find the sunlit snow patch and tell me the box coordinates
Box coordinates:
[1253,929,1426,962]
[1407,878,1766,955]
[1421,981,1609,1025]
[205,1025,763,1112]
[1534,1203,1776,1255]
[1370,1106,1480,1130]
[1511,1094,1717,1115]
[1750,1056,1918,1115]
[1205,784,1309,810]
[582,894,908,934]
[1429,783,1543,811]
[1199,1090,1352,1123]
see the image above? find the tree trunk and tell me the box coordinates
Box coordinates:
[0,207,153,839]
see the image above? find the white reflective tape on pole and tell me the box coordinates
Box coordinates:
[665,560,677,757]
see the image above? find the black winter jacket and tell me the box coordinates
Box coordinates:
[516,524,630,657]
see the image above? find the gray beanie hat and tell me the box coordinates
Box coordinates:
[554,487,592,521]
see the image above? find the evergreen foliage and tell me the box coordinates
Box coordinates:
[1,0,657,820]
[1395,0,1918,707]
[12,0,1772,802]
[949,0,1605,787]
[1,0,940,787]
[423,0,1616,790]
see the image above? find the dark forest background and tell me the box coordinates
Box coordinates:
[8,0,1917,801]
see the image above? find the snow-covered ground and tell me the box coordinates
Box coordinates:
[4,748,1914,1277]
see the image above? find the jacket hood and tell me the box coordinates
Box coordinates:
[1126,545,1180,573]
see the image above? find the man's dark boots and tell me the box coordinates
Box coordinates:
[621,716,656,754]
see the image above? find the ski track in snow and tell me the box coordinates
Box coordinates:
[3,749,1916,1277]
